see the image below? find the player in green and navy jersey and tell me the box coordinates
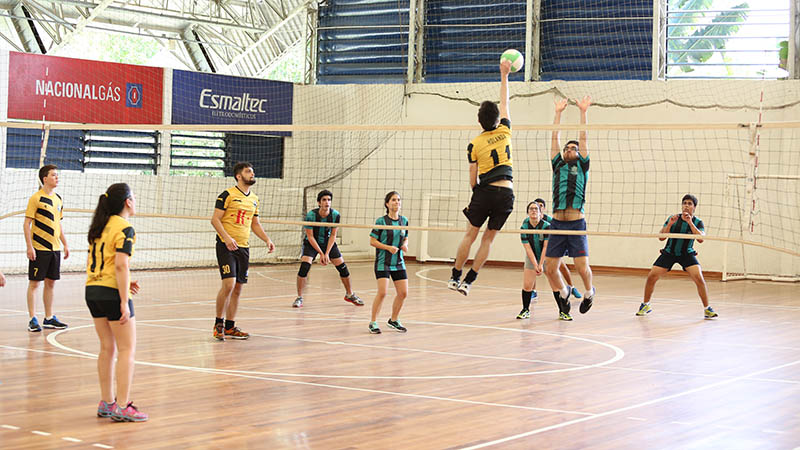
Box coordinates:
[637,194,718,319]
[544,96,597,321]
[293,190,362,308]
[368,191,409,334]
[535,197,582,301]
[23,165,70,332]
[517,201,550,319]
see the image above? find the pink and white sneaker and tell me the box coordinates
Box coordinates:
[111,402,149,422]
[97,400,116,418]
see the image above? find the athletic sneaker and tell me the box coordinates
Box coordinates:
[531,290,538,303]
[213,323,225,341]
[560,289,572,314]
[636,303,652,316]
[111,402,148,422]
[224,327,250,340]
[43,315,68,329]
[704,307,719,320]
[292,297,303,308]
[579,287,595,314]
[457,281,471,296]
[570,286,582,299]
[368,322,381,334]
[516,309,530,319]
[27,317,42,332]
[344,293,364,306]
[447,278,460,291]
[97,400,116,418]
[559,312,573,321]
[387,319,407,332]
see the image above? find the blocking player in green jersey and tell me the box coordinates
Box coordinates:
[517,202,550,319]
[293,190,362,308]
[636,194,718,319]
[534,197,582,301]
[368,191,410,334]
[544,96,596,321]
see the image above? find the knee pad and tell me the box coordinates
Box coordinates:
[298,261,311,278]
[335,263,349,278]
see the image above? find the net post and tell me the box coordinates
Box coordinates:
[791,0,798,78]
[529,0,541,81]
[651,0,666,79]
[159,69,173,175]
[304,1,319,85]
[38,124,51,169]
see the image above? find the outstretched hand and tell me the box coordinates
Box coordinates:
[576,95,592,112]
[554,98,568,113]
[499,60,511,75]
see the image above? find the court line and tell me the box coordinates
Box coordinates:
[42,325,595,417]
[459,358,800,449]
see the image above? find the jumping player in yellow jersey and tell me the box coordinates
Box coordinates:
[86,183,147,422]
[448,60,515,295]
[23,165,69,332]
[211,162,275,341]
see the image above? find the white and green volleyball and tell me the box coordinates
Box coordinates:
[500,49,524,73]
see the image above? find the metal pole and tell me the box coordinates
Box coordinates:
[407,0,417,83]
[525,0,533,81]
[531,0,541,80]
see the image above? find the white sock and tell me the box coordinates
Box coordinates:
[584,287,595,299]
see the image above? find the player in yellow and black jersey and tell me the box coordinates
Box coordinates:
[85,182,148,422]
[23,165,69,332]
[210,162,275,341]
[448,60,515,296]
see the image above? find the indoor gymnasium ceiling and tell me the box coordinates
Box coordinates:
[0,0,312,77]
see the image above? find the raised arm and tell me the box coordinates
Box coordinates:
[551,98,568,160]
[499,60,511,121]
[576,95,592,158]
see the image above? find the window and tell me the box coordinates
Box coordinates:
[170,131,226,177]
[666,0,790,78]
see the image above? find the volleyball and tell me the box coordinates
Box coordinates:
[500,49,524,72]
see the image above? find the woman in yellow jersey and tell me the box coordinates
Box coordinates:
[86,183,147,422]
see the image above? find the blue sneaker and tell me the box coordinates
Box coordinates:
[570,286,582,299]
[28,317,42,332]
[43,315,68,329]
[531,290,538,303]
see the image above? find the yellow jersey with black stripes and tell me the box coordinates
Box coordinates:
[215,186,259,248]
[86,215,135,290]
[25,189,63,251]
[467,118,513,185]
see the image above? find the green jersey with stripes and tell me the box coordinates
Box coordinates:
[663,215,705,256]
[520,218,550,261]
[551,153,590,213]
[370,215,409,271]
[303,208,340,247]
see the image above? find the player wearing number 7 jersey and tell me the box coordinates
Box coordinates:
[210,162,275,341]
[448,60,515,296]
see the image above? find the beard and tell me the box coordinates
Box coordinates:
[244,178,256,186]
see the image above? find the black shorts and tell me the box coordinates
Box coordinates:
[302,241,342,260]
[216,240,250,283]
[653,250,700,272]
[29,250,61,281]
[463,185,514,230]
[375,269,408,281]
[85,286,135,321]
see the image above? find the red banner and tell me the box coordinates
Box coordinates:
[7,52,163,124]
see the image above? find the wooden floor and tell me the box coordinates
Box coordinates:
[0,261,798,449]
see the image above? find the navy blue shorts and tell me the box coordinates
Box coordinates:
[653,250,700,271]
[545,218,589,258]
[302,241,342,260]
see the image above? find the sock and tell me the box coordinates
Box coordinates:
[451,268,462,281]
[45,316,52,320]
[552,291,563,313]
[215,317,224,326]
[522,290,533,310]
[585,287,595,299]
[225,319,235,330]
[463,269,478,284]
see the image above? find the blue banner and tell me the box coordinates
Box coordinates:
[172,70,293,136]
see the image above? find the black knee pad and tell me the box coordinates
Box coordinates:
[335,263,349,278]
[298,262,311,278]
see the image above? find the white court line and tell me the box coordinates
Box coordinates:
[62,437,82,442]
[1,424,20,430]
[42,324,593,417]
[32,430,51,436]
[93,444,114,449]
[459,358,800,449]
[626,417,646,421]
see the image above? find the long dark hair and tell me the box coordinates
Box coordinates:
[88,183,132,243]
[384,191,400,214]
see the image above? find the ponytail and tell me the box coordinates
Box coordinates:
[88,183,132,243]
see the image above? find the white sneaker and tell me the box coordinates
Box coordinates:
[292,297,303,308]
[447,279,460,290]
[457,282,471,296]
